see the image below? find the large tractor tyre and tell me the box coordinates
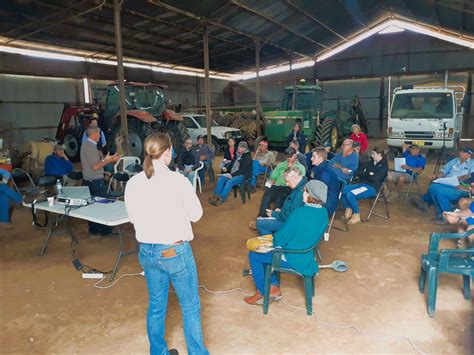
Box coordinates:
[164,120,189,160]
[315,118,339,151]
[127,120,148,160]
[63,128,81,161]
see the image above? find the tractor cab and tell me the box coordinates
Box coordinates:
[264,80,324,149]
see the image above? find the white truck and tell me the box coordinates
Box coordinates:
[387,85,465,152]
[181,113,244,154]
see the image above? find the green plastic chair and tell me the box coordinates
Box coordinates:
[262,240,321,316]
[418,229,474,317]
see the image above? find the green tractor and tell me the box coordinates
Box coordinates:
[57,82,188,161]
[263,80,367,151]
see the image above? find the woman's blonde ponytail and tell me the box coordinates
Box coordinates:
[143,133,172,179]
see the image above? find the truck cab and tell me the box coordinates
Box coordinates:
[387,86,464,151]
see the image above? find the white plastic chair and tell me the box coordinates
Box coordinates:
[114,156,141,176]
[193,162,205,193]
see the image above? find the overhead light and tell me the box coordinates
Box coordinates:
[83,78,90,104]
[0,45,84,62]
[378,25,405,34]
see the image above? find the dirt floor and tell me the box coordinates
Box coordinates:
[1,141,473,354]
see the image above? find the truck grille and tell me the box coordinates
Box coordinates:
[404,131,434,139]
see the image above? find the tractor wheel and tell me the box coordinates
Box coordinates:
[63,128,81,161]
[127,120,148,160]
[164,120,189,160]
[315,118,339,151]
[211,138,221,155]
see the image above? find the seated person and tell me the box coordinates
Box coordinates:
[244,180,329,305]
[286,123,306,153]
[220,137,236,172]
[177,138,199,184]
[387,144,426,202]
[287,141,307,170]
[443,197,474,248]
[44,144,73,178]
[342,147,388,225]
[328,139,359,182]
[323,141,335,160]
[411,147,473,224]
[193,135,215,185]
[81,114,107,148]
[352,141,368,172]
[209,141,252,206]
[252,167,306,235]
[0,171,22,229]
[310,148,340,217]
[253,137,275,175]
[257,148,305,217]
[349,124,368,154]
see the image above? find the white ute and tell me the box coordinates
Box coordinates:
[387,85,466,151]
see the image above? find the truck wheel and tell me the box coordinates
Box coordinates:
[165,120,189,160]
[315,118,339,151]
[63,129,81,161]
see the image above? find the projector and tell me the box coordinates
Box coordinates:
[56,196,88,206]
[56,187,92,206]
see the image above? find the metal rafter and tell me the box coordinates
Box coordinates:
[230,0,329,49]
[285,0,347,41]
[146,0,311,58]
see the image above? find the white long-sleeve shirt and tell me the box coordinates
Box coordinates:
[124,160,203,244]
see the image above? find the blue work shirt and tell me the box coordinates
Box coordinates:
[402,151,426,176]
[328,151,359,181]
[311,161,340,216]
[44,154,73,176]
[441,158,473,179]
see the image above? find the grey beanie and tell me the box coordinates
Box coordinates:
[305,180,327,204]
[238,141,248,149]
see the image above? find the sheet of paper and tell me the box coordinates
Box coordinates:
[265,180,273,188]
[433,176,459,187]
[394,157,406,172]
[350,186,368,196]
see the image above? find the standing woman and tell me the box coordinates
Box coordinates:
[349,124,368,154]
[124,133,209,355]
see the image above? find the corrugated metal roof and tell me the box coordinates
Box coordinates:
[0,0,473,73]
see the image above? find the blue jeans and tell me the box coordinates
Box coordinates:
[138,242,208,355]
[179,170,195,185]
[199,160,212,185]
[421,183,469,218]
[256,218,284,235]
[250,161,267,187]
[213,175,244,202]
[249,251,292,294]
[341,183,376,214]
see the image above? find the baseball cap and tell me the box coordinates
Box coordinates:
[459,147,473,154]
[322,142,331,148]
[305,180,327,204]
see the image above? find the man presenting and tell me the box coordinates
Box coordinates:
[81,127,120,235]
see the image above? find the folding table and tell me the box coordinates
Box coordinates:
[24,199,136,281]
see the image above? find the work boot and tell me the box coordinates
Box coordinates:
[347,213,361,225]
[249,221,257,230]
[0,222,13,229]
[344,208,353,220]
[256,285,282,305]
[208,196,219,206]
[169,349,179,355]
[410,197,428,211]
[244,291,263,305]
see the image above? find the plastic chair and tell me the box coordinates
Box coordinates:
[192,162,205,193]
[257,151,277,190]
[107,172,130,199]
[418,230,474,317]
[124,163,143,175]
[114,156,141,175]
[263,238,322,316]
[233,178,252,204]
[364,177,390,222]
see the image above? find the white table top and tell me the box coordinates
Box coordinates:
[24,199,130,226]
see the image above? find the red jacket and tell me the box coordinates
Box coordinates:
[350,132,368,153]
